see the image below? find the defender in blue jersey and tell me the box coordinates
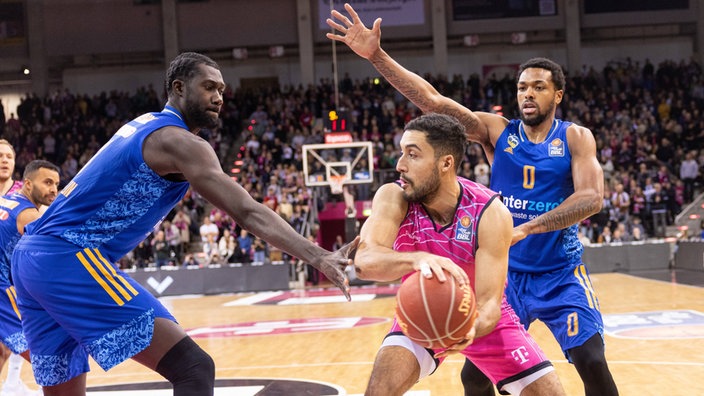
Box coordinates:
[0,160,59,396]
[327,5,618,396]
[12,52,356,396]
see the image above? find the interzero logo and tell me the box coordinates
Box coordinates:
[187,317,389,338]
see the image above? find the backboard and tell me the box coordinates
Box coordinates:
[302,141,374,190]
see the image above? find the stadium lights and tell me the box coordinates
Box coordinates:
[463,35,479,47]
[511,32,527,45]
[232,48,248,60]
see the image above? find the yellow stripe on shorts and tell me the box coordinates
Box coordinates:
[76,248,138,306]
[94,248,139,296]
[5,286,21,319]
[573,264,599,310]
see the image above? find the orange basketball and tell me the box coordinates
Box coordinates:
[395,269,477,349]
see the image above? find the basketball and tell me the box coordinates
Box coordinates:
[395,269,477,349]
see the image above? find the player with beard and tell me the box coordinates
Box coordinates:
[0,160,59,396]
[0,139,40,396]
[11,52,357,396]
[353,113,565,396]
[327,5,618,395]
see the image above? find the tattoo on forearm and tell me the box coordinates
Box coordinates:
[536,198,599,232]
[371,59,479,134]
[373,66,431,109]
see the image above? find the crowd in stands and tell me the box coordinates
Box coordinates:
[0,56,702,269]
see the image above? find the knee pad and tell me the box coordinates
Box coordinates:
[156,336,215,396]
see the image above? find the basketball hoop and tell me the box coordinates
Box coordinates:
[329,175,347,195]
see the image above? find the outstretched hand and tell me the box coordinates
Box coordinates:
[326,3,383,60]
[311,236,360,301]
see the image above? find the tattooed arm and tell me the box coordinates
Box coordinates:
[512,125,604,244]
[326,3,502,155]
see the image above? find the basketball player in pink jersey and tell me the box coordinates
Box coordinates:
[354,113,564,395]
[0,140,22,196]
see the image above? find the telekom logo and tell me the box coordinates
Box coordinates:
[511,346,530,364]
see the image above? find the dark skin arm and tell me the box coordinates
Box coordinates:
[326,3,508,159]
[142,125,356,300]
[512,125,603,244]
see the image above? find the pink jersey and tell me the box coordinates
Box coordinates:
[3,180,22,196]
[389,177,551,388]
[394,177,497,287]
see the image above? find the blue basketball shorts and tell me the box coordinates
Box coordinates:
[0,282,29,354]
[12,235,176,386]
[505,263,606,361]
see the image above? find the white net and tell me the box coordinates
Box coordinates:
[329,175,346,195]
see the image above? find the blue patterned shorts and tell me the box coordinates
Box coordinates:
[0,283,29,354]
[506,263,605,361]
[12,235,176,386]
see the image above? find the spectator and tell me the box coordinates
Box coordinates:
[172,209,192,256]
[199,216,219,244]
[679,151,699,202]
[133,239,153,268]
[202,233,220,265]
[252,237,267,264]
[473,157,490,187]
[181,253,199,267]
[162,220,181,263]
[151,230,171,267]
[218,229,236,263]
[597,226,613,244]
[610,183,630,223]
[228,238,249,263]
[237,229,253,262]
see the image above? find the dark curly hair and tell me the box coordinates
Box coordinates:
[165,52,220,96]
[404,113,467,172]
[517,57,565,91]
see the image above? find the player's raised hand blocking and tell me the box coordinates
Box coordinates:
[326,3,382,60]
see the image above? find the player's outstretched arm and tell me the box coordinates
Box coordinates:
[355,183,469,285]
[473,197,512,338]
[326,3,495,147]
[144,127,354,300]
[512,125,603,244]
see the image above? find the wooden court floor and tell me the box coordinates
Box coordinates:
[7,272,704,395]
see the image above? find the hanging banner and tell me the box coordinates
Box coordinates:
[319,0,425,30]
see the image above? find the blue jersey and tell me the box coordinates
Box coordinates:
[0,192,35,285]
[26,106,190,262]
[491,119,583,273]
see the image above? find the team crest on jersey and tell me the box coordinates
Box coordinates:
[549,138,564,157]
[455,216,474,242]
[504,134,519,154]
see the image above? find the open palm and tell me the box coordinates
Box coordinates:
[326,3,382,60]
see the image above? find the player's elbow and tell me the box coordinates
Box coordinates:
[351,248,378,280]
[587,189,603,215]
